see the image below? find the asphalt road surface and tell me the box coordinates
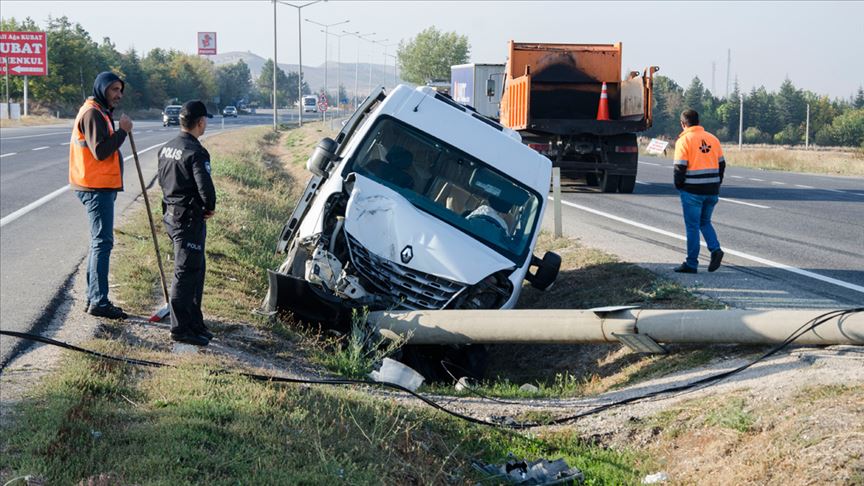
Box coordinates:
[0,113,293,367]
[553,155,863,308]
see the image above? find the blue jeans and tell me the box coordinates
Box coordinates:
[679,190,720,269]
[76,190,117,307]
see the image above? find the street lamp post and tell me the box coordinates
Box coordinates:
[377,42,398,88]
[345,31,375,109]
[278,1,322,127]
[324,30,354,117]
[272,0,277,131]
[366,38,388,94]
[384,53,398,86]
[305,18,349,122]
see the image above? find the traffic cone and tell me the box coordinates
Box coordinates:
[596,82,610,121]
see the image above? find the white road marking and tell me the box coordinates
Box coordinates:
[749,178,764,182]
[0,152,17,158]
[730,175,744,179]
[0,142,166,228]
[795,184,814,189]
[639,161,661,166]
[554,198,864,295]
[825,188,843,193]
[718,197,771,209]
[635,180,651,185]
[61,142,71,146]
[0,131,68,140]
[771,181,786,185]
[32,146,50,151]
[852,193,864,197]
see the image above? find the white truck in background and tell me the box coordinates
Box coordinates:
[450,63,505,119]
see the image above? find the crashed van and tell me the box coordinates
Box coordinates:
[262,85,561,324]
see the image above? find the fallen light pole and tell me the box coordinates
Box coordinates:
[368,308,864,350]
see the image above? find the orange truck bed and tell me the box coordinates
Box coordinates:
[500,41,658,137]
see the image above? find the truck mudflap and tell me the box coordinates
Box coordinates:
[262,269,344,324]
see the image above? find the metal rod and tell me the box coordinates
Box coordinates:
[738,92,744,150]
[805,103,810,149]
[272,0,277,131]
[23,75,28,117]
[128,133,170,305]
[552,167,562,238]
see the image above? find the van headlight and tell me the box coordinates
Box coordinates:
[450,271,513,309]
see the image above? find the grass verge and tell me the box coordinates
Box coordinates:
[1,124,653,484]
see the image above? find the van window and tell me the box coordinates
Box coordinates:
[344,116,540,263]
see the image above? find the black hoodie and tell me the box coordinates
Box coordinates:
[73,71,127,191]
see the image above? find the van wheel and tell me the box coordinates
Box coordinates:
[618,175,636,193]
[600,171,619,193]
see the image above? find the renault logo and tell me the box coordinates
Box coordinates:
[400,245,413,264]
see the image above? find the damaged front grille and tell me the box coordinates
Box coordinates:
[346,233,465,310]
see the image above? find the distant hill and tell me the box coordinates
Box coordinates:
[212,51,404,98]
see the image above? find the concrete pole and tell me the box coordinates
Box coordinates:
[738,92,744,150]
[552,167,562,238]
[369,309,864,346]
[297,9,303,127]
[272,0,278,131]
[805,103,810,149]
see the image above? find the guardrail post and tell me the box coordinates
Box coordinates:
[552,167,562,238]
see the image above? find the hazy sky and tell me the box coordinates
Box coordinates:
[3,1,863,98]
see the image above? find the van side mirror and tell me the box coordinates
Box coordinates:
[486,78,496,98]
[525,252,561,290]
[306,137,338,177]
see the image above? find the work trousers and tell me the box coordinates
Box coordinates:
[679,190,721,269]
[163,204,207,336]
[75,190,117,307]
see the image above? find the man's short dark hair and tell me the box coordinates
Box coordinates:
[180,115,201,130]
[681,109,700,127]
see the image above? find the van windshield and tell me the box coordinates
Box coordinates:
[304,98,316,106]
[344,116,540,263]
[165,107,180,115]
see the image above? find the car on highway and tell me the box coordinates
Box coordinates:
[222,105,238,117]
[162,105,182,126]
[302,95,318,113]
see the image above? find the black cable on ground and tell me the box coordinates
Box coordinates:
[1,307,860,430]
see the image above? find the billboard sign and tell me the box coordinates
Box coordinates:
[197,32,217,55]
[0,31,48,76]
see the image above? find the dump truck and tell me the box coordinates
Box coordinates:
[450,63,505,119]
[495,41,658,193]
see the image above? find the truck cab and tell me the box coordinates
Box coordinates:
[262,85,560,324]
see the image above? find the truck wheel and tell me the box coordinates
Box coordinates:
[600,172,619,193]
[585,173,599,187]
[618,175,636,194]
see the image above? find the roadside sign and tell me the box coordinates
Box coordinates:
[645,138,669,155]
[0,31,48,76]
[197,32,217,55]
[317,94,328,112]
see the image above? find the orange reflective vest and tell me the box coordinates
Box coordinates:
[673,126,724,186]
[69,99,122,190]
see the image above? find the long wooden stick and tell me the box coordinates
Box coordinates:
[129,133,170,305]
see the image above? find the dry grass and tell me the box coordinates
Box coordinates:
[0,115,68,127]
[639,138,864,176]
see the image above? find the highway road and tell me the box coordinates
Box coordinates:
[553,155,864,308]
[0,112,314,367]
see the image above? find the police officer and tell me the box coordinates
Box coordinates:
[157,100,215,346]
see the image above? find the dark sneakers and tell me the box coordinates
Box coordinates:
[198,327,214,340]
[673,263,698,274]
[171,331,210,346]
[88,302,128,319]
[708,249,725,272]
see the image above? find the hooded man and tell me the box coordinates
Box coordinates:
[69,71,134,319]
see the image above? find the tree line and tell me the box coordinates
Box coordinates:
[647,75,864,148]
[1,16,309,116]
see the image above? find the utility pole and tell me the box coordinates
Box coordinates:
[272,0,277,131]
[305,18,349,123]
[278,1,322,127]
[805,103,810,149]
[325,31,353,117]
[738,92,744,150]
[725,48,731,98]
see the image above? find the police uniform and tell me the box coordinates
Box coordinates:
[157,101,216,342]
